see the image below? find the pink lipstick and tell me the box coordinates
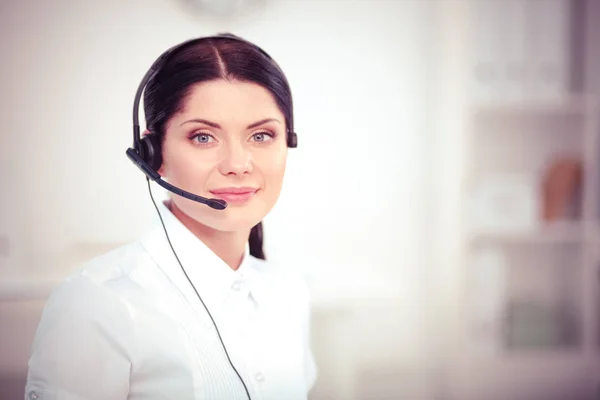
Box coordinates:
[209,187,258,205]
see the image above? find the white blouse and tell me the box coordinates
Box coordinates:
[25,201,317,400]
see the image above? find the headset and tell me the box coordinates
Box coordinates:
[125,34,298,400]
[126,33,298,210]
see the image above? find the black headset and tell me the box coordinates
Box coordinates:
[126,33,298,211]
[126,34,298,399]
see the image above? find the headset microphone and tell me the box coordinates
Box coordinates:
[126,148,227,210]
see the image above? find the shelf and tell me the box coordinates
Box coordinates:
[461,349,590,386]
[463,354,592,386]
[470,347,583,363]
[456,348,593,400]
[468,222,584,244]
[470,95,595,118]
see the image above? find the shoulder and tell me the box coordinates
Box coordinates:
[42,241,153,320]
[30,242,150,358]
[74,241,152,285]
[57,240,153,296]
[26,246,141,399]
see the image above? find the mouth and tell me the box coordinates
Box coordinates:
[208,187,259,205]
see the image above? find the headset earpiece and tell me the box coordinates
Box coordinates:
[287,131,298,148]
[140,133,162,171]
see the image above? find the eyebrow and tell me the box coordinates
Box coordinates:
[179,118,281,129]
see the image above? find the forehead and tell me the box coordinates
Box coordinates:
[177,79,283,123]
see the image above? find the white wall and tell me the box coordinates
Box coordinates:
[0,0,438,398]
[584,0,600,96]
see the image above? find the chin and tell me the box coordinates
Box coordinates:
[176,198,269,232]
[206,214,263,232]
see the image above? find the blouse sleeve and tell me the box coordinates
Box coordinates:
[25,275,134,400]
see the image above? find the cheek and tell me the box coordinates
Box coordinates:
[163,146,214,188]
[260,149,287,190]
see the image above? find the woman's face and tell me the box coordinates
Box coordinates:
[158,79,288,232]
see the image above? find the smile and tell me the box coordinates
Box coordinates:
[209,187,259,205]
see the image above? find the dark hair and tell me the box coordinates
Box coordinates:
[143,33,293,260]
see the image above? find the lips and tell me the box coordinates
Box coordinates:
[209,187,259,205]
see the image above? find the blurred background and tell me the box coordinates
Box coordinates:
[1,0,599,399]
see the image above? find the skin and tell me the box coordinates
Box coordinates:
[148,79,289,270]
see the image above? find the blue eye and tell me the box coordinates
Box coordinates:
[191,133,215,144]
[252,131,275,143]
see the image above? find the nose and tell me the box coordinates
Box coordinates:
[218,142,253,176]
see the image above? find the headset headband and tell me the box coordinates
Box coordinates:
[126,34,296,211]
[131,34,284,152]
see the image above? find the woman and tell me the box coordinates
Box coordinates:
[25,33,317,400]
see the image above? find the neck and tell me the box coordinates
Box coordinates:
[168,201,249,271]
